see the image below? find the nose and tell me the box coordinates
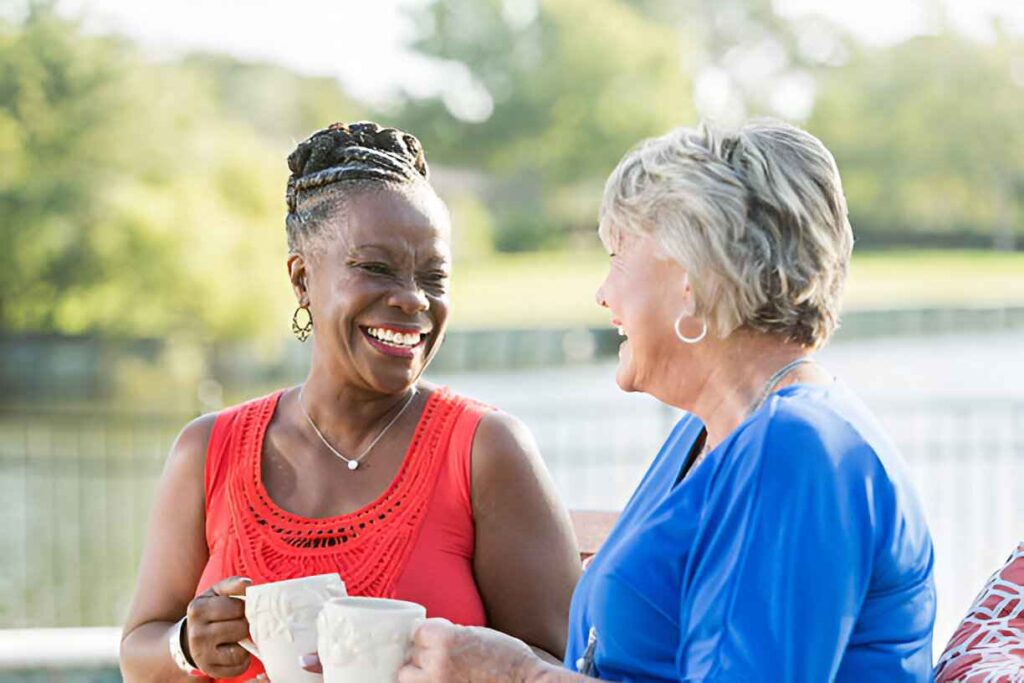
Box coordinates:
[595,278,609,309]
[388,284,430,316]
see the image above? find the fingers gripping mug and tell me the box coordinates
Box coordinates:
[230,573,346,683]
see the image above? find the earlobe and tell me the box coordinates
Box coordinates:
[287,253,310,304]
[681,272,693,295]
[677,273,697,312]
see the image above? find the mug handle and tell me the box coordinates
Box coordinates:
[228,594,260,659]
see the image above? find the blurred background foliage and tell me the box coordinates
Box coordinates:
[809,32,1024,248]
[1,0,1023,343]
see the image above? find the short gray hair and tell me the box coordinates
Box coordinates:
[600,119,853,349]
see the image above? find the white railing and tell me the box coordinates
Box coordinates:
[0,627,120,671]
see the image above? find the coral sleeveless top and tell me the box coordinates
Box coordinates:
[194,387,489,682]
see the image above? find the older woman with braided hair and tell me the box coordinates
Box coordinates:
[396,119,936,682]
[119,122,581,681]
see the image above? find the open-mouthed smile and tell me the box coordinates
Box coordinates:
[360,325,430,359]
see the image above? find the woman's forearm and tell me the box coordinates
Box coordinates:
[120,620,193,683]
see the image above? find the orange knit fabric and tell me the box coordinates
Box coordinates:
[194,387,489,681]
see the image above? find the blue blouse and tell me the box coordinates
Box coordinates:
[564,382,935,682]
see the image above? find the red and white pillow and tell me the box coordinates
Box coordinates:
[935,542,1024,682]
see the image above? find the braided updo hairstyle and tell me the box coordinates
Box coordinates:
[285,121,432,254]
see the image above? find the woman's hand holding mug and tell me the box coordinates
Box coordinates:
[185,576,253,678]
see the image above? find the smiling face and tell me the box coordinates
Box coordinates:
[595,229,697,396]
[289,185,452,395]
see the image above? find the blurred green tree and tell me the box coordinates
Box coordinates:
[627,0,850,121]
[808,32,1024,248]
[0,3,363,340]
[3,0,1022,348]
[180,53,363,144]
[397,0,694,250]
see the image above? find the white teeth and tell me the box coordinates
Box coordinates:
[617,327,626,337]
[365,327,423,348]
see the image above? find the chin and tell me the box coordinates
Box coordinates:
[615,379,638,393]
[365,364,423,395]
[614,365,640,394]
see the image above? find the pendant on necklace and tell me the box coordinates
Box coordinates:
[347,460,359,471]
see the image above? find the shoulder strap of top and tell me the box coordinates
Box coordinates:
[204,391,283,547]
[442,396,495,517]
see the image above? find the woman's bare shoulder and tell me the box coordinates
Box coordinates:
[165,413,218,475]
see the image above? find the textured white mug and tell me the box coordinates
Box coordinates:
[231,573,347,683]
[317,597,426,683]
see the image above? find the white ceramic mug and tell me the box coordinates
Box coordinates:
[317,597,426,683]
[230,573,347,683]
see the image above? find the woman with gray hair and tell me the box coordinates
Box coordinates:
[393,120,936,682]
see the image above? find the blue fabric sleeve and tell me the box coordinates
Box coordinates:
[676,404,882,682]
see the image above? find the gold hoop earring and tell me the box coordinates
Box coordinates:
[292,306,313,342]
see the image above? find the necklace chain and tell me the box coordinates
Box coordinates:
[694,356,816,466]
[297,386,418,471]
[749,356,816,415]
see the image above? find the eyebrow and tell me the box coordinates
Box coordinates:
[347,244,449,266]
[347,244,392,255]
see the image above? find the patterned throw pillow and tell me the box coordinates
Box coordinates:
[934,542,1024,682]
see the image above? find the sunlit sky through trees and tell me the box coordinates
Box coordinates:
[52,0,1024,107]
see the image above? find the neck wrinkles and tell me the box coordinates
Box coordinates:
[664,334,818,451]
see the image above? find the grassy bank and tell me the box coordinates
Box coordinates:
[448,250,1024,329]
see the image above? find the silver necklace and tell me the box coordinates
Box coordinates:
[297,387,418,471]
[749,356,816,415]
[694,356,816,467]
